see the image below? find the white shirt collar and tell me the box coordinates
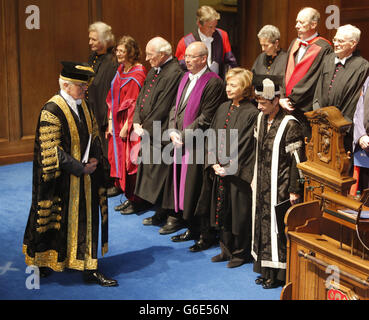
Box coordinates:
[335,54,352,66]
[198,29,213,42]
[189,65,207,81]
[299,32,318,43]
[60,89,81,118]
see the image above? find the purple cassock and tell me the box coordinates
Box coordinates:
[172,71,219,212]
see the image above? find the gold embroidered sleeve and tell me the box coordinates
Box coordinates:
[39,110,62,181]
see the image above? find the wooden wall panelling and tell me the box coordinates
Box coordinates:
[18,0,91,138]
[340,0,369,60]
[0,0,11,144]
[0,0,94,165]
[100,0,184,71]
[0,0,29,165]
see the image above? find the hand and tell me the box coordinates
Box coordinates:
[106,119,113,139]
[289,193,300,205]
[212,164,226,177]
[83,158,98,175]
[279,98,295,112]
[359,135,369,151]
[133,123,144,137]
[105,129,111,140]
[250,177,255,192]
[119,127,128,139]
[170,132,183,148]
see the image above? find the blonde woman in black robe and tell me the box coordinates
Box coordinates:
[195,68,259,268]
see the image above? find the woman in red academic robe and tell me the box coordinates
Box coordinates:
[106,36,147,211]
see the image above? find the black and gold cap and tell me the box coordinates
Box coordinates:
[60,61,95,84]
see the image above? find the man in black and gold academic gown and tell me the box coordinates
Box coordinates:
[165,41,226,251]
[313,24,369,154]
[23,61,117,287]
[279,7,332,139]
[130,37,184,222]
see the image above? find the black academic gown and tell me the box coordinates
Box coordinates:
[284,37,332,112]
[252,109,305,282]
[313,51,369,122]
[251,50,287,76]
[284,37,332,139]
[164,69,226,224]
[23,94,108,272]
[133,58,184,206]
[313,51,369,154]
[195,99,259,259]
[88,49,118,158]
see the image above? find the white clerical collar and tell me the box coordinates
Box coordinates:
[198,29,213,43]
[60,89,81,118]
[189,65,207,81]
[299,32,318,43]
[335,54,352,66]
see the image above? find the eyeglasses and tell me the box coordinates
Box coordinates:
[332,37,352,44]
[184,54,205,60]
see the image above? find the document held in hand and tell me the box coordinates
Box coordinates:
[82,134,92,164]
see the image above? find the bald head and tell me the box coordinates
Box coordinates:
[296,7,320,40]
[146,36,172,68]
[185,41,208,74]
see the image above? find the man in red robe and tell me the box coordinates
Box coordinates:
[279,7,332,139]
[175,5,237,80]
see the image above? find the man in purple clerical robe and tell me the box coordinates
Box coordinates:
[160,41,226,252]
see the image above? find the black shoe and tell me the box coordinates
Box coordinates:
[39,267,53,278]
[83,270,118,287]
[114,199,131,211]
[171,229,198,242]
[159,216,185,235]
[142,215,166,226]
[189,238,215,252]
[262,279,284,289]
[211,253,228,263]
[227,258,245,268]
[107,186,122,198]
[120,202,152,215]
[255,276,266,285]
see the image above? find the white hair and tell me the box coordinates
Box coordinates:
[257,25,281,43]
[58,78,72,90]
[337,24,361,43]
[148,37,172,56]
[89,21,115,48]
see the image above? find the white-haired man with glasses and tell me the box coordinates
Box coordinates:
[313,24,369,155]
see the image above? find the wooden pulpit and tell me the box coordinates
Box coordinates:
[281,106,369,300]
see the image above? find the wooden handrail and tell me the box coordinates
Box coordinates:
[298,250,369,288]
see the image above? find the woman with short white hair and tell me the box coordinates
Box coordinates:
[252,25,287,76]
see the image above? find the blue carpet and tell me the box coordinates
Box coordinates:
[0,161,281,301]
